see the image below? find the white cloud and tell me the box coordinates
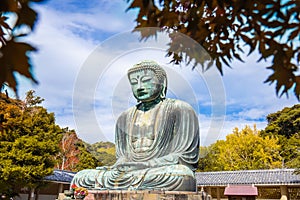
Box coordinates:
[236,108,266,120]
[37,0,137,36]
[198,112,268,147]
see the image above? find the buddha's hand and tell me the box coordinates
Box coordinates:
[116,162,149,172]
[96,166,110,170]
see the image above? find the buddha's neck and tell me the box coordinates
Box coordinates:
[139,98,162,111]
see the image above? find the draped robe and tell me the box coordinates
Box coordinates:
[71,98,199,191]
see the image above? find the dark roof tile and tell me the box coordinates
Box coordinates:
[196,169,300,186]
[45,170,76,183]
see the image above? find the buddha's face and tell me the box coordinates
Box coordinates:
[129,70,162,102]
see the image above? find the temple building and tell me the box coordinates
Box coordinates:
[197,168,300,200]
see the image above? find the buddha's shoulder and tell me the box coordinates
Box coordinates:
[164,98,194,110]
[117,106,136,120]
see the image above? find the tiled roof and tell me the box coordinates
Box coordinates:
[196,169,300,186]
[44,170,76,183]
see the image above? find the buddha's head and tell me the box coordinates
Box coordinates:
[127,60,167,103]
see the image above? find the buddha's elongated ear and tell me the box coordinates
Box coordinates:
[160,79,167,100]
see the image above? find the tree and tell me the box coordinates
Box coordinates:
[0,0,46,95]
[75,142,101,171]
[199,126,282,171]
[127,0,300,100]
[263,104,300,138]
[85,141,116,166]
[261,104,300,169]
[198,145,221,172]
[0,90,61,198]
[55,129,80,171]
[55,129,100,172]
[287,133,300,174]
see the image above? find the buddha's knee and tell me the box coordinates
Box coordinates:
[139,165,196,191]
[147,164,194,177]
[168,164,195,177]
[72,169,99,188]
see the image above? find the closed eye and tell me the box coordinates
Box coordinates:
[141,76,152,82]
[130,78,138,85]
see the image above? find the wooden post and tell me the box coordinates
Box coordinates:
[280,185,288,200]
[58,183,64,193]
[207,187,212,196]
[216,187,221,200]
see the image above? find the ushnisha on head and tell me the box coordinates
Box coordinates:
[127,60,167,102]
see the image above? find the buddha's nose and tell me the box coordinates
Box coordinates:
[137,81,144,90]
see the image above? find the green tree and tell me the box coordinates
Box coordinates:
[0,90,61,198]
[199,126,282,171]
[0,0,46,95]
[287,134,300,174]
[127,0,300,99]
[261,104,300,169]
[198,146,219,171]
[85,141,116,166]
[263,104,300,138]
[75,143,101,171]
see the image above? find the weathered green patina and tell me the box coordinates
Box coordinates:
[71,60,199,191]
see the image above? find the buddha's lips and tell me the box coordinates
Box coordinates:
[137,91,147,96]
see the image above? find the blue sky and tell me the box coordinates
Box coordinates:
[13,0,299,146]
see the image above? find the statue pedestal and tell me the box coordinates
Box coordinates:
[85,190,210,200]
